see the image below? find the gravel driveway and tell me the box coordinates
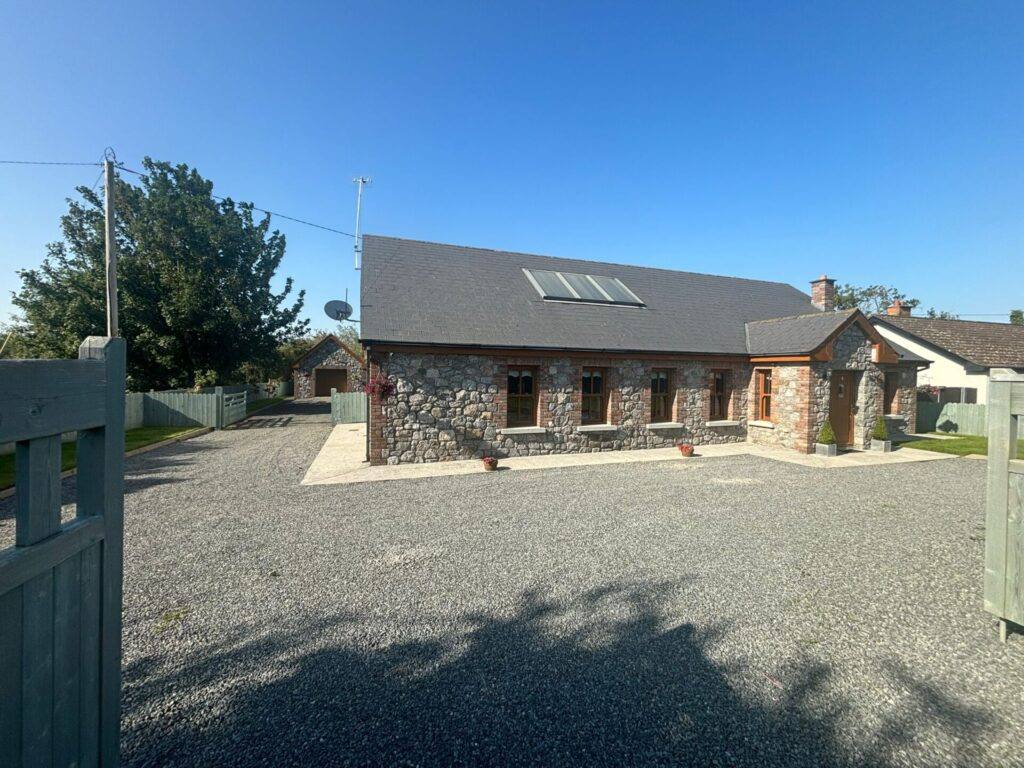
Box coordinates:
[3,399,1022,767]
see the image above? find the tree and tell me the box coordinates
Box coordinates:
[833,284,920,314]
[924,308,959,320]
[10,158,308,390]
[1011,310,1024,326]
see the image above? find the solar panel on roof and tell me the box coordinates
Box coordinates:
[529,269,575,299]
[561,272,607,302]
[524,268,645,307]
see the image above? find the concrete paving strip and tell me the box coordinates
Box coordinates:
[302,424,959,486]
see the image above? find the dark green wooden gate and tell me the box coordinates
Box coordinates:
[0,337,126,766]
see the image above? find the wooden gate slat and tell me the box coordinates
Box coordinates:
[78,543,101,768]
[53,552,82,767]
[0,586,24,766]
[21,571,55,768]
[15,435,63,547]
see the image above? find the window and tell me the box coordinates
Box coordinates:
[651,369,673,422]
[756,369,772,421]
[582,368,607,424]
[884,372,899,415]
[507,367,537,427]
[523,268,645,307]
[710,370,730,420]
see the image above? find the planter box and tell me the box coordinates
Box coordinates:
[871,439,892,453]
[815,443,838,457]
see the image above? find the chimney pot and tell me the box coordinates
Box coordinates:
[887,299,911,317]
[810,274,836,312]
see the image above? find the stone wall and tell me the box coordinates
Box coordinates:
[293,338,365,398]
[747,324,902,452]
[747,365,815,452]
[369,351,752,465]
[886,363,919,435]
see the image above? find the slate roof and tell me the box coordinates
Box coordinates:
[745,310,857,356]
[871,315,1024,368]
[360,235,822,355]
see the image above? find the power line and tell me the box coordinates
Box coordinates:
[0,159,102,166]
[116,164,356,238]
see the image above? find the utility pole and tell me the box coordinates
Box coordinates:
[353,176,371,270]
[104,156,119,337]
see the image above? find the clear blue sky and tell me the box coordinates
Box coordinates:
[1,1,1021,330]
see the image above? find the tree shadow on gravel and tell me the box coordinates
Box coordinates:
[121,582,995,768]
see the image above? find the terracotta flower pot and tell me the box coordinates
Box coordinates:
[482,457,498,471]
[678,444,695,458]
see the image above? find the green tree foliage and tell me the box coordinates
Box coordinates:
[1010,309,1024,326]
[872,415,889,441]
[834,283,956,319]
[834,284,919,314]
[817,420,837,445]
[10,158,308,389]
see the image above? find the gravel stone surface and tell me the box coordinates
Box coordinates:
[2,400,1022,767]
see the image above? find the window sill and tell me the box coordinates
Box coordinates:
[647,422,685,430]
[749,420,774,429]
[577,424,617,433]
[883,414,906,420]
[500,426,547,435]
[706,420,741,428]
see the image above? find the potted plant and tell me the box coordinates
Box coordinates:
[815,420,838,457]
[678,443,695,458]
[482,456,499,471]
[871,416,892,452]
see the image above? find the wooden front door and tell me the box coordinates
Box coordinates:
[314,368,348,396]
[830,371,855,446]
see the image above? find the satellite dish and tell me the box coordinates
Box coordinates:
[324,300,353,322]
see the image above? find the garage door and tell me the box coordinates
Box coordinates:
[315,368,348,396]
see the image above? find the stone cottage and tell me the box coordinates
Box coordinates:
[292,334,365,398]
[358,235,927,465]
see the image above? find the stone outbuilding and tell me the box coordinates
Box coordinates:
[358,236,928,465]
[292,334,365,398]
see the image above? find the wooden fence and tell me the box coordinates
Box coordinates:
[139,386,247,429]
[0,337,125,766]
[916,401,987,436]
[331,390,367,423]
[985,369,1024,642]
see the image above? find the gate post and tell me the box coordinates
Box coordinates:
[78,337,126,764]
[985,368,1024,642]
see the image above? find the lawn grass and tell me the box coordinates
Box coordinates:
[902,433,1024,458]
[246,397,285,414]
[0,425,200,491]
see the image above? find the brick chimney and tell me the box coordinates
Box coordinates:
[810,274,836,312]
[887,299,911,317]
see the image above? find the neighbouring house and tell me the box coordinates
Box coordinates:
[871,301,1024,405]
[292,334,365,398]
[359,236,927,465]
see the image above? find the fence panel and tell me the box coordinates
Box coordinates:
[985,369,1024,642]
[142,391,219,428]
[916,401,987,435]
[0,336,125,766]
[332,390,367,423]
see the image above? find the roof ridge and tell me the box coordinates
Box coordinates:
[746,308,853,326]
[872,313,1024,329]
[363,233,810,292]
